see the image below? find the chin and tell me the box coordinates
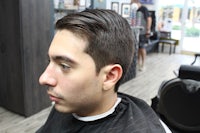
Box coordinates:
[54,104,72,113]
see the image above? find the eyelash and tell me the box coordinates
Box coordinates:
[46,58,71,71]
[60,63,70,70]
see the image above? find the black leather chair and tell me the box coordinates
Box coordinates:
[159,31,178,55]
[178,65,200,81]
[152,65,200,133]
[146,31,160,54]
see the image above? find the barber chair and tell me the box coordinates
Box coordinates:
[151,65,200,133]
[191,53,200,65]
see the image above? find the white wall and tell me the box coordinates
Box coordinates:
[106,0,158,14]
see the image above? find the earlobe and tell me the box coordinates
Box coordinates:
[103,64,123,91]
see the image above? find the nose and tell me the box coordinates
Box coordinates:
[39,66,57,87]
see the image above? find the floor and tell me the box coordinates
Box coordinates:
[0,52,199,133]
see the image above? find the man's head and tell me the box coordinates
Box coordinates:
[39,9,134,116]
[131,0,140,3]
[55,9,134,91]
[131,0,141,5]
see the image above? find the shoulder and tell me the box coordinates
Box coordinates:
[138,6,149,12]
[118,92,151,111]
[116,92,166,132]
[141,5,148,10]
[117,92,157,121]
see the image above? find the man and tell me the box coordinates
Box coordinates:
[37,9,169,133]
[131,0,152,71]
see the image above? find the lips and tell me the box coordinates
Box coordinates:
[48,92,62,103]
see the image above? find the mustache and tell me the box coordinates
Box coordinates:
[47,87,54,91]
[47,87,64,99]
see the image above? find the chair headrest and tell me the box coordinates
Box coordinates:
[158,78,200,132]
[178,65,200,81]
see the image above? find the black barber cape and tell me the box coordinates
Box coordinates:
[36,93,166,133]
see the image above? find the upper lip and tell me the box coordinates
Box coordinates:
[47,91,61,99]
[47,92,63,103]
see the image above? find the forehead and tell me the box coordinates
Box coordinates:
[49,30,88,55]
[47,30,93,66]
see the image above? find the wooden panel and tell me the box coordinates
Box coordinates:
[20,0,54,116]
[0,0,54,116]
[0,0,24,115]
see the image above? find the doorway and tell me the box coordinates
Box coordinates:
[158,0,200,53]
[181,0,200,53]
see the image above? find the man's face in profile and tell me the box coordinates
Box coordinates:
[39,29,106,116]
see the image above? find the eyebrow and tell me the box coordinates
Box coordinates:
[51,55,77,65]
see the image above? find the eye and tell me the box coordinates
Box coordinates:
[60,63,70,70]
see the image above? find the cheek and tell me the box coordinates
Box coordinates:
[59,74,102,101]
[61,75,98,94]
[63,65,98,93]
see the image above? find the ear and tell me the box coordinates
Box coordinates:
[102,64,123,91]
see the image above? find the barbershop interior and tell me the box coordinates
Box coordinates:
[0,0,200,132]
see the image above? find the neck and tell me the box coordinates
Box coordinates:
[76,92,118,117]
[137,3,141,8]
[73,96,121,122]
